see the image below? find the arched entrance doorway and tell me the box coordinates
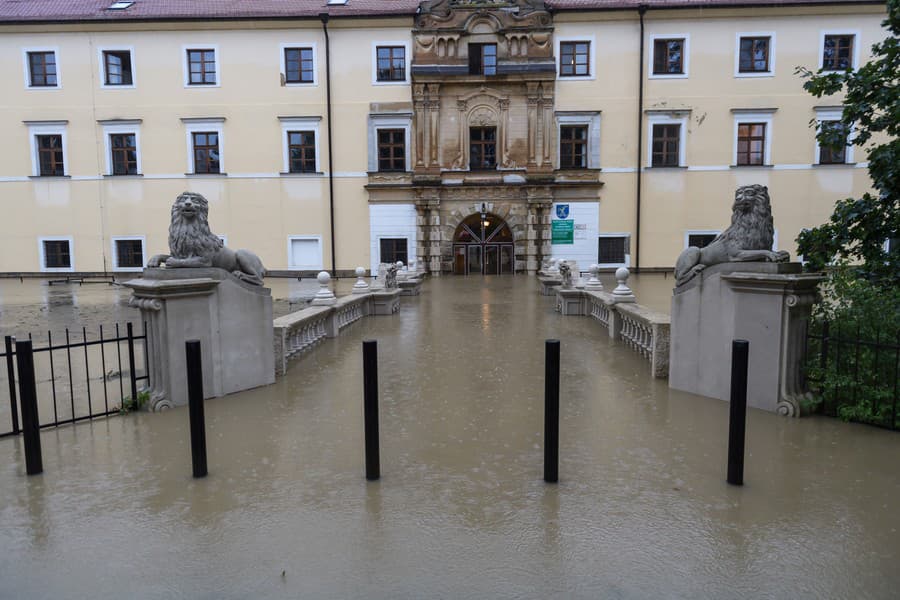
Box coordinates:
[452,212,514,275]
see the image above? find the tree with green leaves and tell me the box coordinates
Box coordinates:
[796,0,899,286]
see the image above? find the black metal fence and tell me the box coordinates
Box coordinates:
[0,322,149,437]
[806,320,900,430]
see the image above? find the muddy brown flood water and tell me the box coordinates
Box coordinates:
[0,275,898,599]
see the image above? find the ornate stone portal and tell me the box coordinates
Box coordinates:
[366,1,603,275]
[126,192,274,410]
[669,186,824,416]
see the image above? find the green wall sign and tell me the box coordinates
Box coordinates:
[552,220,574,244]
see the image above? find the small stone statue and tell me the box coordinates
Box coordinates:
[558,262,572,288]
[147,192,266,286]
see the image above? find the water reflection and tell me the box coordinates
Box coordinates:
[0,275,898,598]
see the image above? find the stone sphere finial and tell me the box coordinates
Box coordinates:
[585,263,603,291]
[612,267,635,300]
[352,266,370,294]
[312,271,337,305]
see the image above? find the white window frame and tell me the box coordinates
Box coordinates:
[287,235,324,271]
[376,235,414,265]
[368,113,412,173]
[648,34,690,79]
[280,43,318,87]
[734,32,776,78]
[22,46,61,89]
[597,233,631,268]
[38,236,75,273]
[556,111,601,169]
[732,109,775,166]
[555,35,596,80]
[26,120,69,177]
[279,116,322,174]
[818,30,860,71]
[371,41,411,86]
[111,235,146,272]
[684,230,721,249]
[814,107,854,164]
[182,45,221,88]
[646,112,689,168]
[182,118,225,175]
[97,46,136,89]
[99,119,142,176]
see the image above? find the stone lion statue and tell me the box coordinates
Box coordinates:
[674,184,790,286]
[147,191,266,286]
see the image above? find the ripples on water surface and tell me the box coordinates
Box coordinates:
[0,275,898,599]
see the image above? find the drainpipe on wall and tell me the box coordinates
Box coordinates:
[634,4,648,272]
[320,13,337,276]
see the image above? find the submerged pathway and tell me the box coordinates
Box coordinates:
[1,275,899,599]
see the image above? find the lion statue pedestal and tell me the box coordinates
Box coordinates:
[125,268,275,410]
[668,185,824,417]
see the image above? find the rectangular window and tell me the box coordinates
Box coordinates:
[736,123,766,166]
[191,132,220,174]
[818,121,848,164]
[380,238,408,265]
[468,43,497,76]
[559,41,590,77]
[739,37,770,73]
[823,35,854,71]
[43,239,71,269]
[284,47,314,83]
[28,51,57,87]
[288,131,316,173]
[688,233,718,249]
[559,125,588,169]
[469,127,497,170]
[598,236,628,264]
[110,133,138,175]
[376,46,405,82]
[187,49,216,85]
[651,124,681,167]
[115,239,143,269]
[377,129,406,172]
[37,134,65,176]
[653,39,684,75]
[103,50,133,85]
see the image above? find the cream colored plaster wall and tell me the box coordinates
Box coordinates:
[554,6,886,269]
[0,21,411,273]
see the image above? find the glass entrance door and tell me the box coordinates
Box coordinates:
[452,212,515,275]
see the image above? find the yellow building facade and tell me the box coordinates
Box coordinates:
[0,0,887,276]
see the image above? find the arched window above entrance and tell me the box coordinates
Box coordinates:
[453,212,513,244]
[452,212,515,275]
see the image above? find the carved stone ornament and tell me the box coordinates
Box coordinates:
[674,185,790,287]
[146,192,267,286]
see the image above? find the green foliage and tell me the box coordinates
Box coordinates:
[795,0,900,285]
[120,389,150,414]
[805,269,900,427]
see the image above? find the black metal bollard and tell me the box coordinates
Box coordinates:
[185,340,208,478]
[5,336,20,435]
[727,339,750,486]
[544,339,560,483]
[15,340,43,475]
[126,322,138,405]
[363,340,380,481]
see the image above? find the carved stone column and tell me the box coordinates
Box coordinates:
[427,83,440,167]
[452,99,468,170]
[498,98,512,168]
[415,191,442,275]
[413,84,426,168]
[526,186,553,274]
[526,82,540,167]
[541,86,554,166]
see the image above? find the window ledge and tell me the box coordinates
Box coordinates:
[814,162,857,167]
[646,165,687,170]
[185,172,227,177]
[729,164,773,169]
[280,171,325,177]
[29,175,70,179]
[103,173,143,178]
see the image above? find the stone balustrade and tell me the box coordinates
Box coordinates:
[556,269,670,378]
[273,287,401,376]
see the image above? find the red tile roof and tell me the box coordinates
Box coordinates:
[0,0,882,24]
